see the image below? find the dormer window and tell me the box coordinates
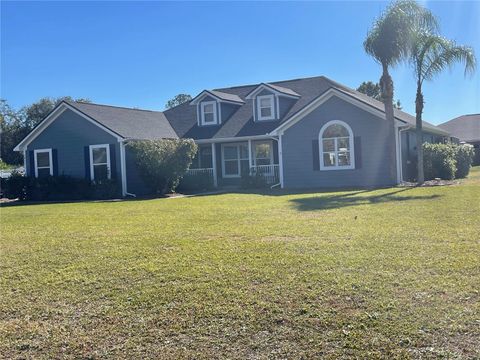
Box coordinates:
[257,95,275,121]
[201,101,218,125]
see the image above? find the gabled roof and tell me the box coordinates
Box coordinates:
[245,82,300,99]
[189,90,244,105]
[68,101,178,140]
[164,75,449,140]
[439,114,480,142]
[14,101,178,151]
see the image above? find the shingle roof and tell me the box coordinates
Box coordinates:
[208,90,244,104]
[164,75,449,140]
[67,101,178,140]
[438,114,480,142]
[265,83,300,97]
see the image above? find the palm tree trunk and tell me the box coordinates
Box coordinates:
[415,84,424,184]
[380,64,397,184]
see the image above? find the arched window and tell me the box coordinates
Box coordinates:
[319,120,355,170]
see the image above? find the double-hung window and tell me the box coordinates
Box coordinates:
[89,144,111,181]
[257,95,275,121]
[319,121,355,170]
[34,149,53,178]
[222,143,249,178]
[201,101,218,125]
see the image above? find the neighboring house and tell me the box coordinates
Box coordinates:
[439,114,480,165]
[14,76,450,195]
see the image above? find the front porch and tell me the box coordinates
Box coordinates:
[186,138,281,187]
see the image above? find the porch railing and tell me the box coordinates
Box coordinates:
[250,164,280,184]
[186,168,214,177]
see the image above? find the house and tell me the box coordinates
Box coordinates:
[14,76,450,196]
[439,114,480,165]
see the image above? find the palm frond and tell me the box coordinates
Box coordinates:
[413,34,477,82]
[364,0,438,68]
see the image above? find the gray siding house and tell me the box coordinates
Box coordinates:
[15,76,450,195]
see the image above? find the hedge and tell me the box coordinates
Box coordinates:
[422,143,474,181]
[1,172,120,201]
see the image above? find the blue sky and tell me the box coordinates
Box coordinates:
[1,1,479,124]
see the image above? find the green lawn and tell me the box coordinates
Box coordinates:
[1,168,479,359]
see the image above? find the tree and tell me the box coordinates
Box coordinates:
[165,94,192,109]
[410,32,476,184]
[127,139,197,195]
[356,81,403,109]
[357,81,382,100]
[0,97,90,165]
[22,96,90,129]
[364,0,437,183]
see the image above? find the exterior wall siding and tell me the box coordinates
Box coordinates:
[125,146,151,196]
[282,96,395,188]
[26,109,121,180]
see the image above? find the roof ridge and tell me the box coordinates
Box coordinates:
[213,75,326,92]
[69,100,163,114]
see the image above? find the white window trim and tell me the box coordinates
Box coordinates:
[256,94,275,121]
[319,120,355,171]
[221,143,248,178]
[253,140,274,166]
[200,101,218,125]
[89,144,111,181]
[34,148,53,178]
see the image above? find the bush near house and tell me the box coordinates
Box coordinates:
[422,143,474,181]
[423,143,457,180]
[454,144,475,179]
[1,172,120,201]
[127,139,197,195]
[177,172,215,193]
[240,170,268,189]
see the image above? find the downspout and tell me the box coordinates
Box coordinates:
[120,140,136,198]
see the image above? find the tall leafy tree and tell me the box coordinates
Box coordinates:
[364,0,437,182]
[357,81,403,109]
[165,94,192,109]
[410,32,476,183]
[0,97,90,165]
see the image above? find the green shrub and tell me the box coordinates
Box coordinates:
[177,171,214,193]
[423,143,456,180]
[0,158,13,170]
[127,139,197,195]
[1,173,120,201]
[1,171,30,200]
[241,170,268,189]
[454,144,475,179]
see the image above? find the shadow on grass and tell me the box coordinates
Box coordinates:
[289,187,442,212]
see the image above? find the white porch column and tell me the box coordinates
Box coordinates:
[248,139,253,172]
[278,133,284,188]
[211,143,218,187]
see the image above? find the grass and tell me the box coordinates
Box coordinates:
[1,167,479,359]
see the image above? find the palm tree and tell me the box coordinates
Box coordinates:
[364,0,437,183]
[410,32,476,184]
